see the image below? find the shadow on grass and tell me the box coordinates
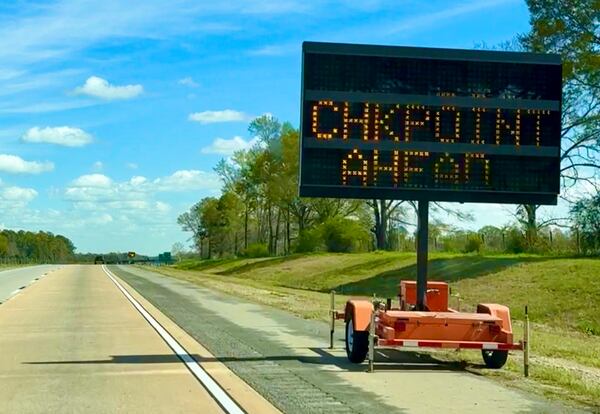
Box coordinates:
[175,256,288,273]
[310,255,412,280]
[174,258,240,271]
[331,256,552,297]
[216,254,311,276]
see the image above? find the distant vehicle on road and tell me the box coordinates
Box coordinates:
[94,256,104,265]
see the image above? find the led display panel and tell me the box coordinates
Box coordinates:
[299,42,562,204]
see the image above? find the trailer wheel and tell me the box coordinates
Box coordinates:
[482,349,508,369]
[345,316,369,363]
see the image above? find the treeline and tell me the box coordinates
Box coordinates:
[177,116,598,258]
[178,117,371,258]
[423,224,577,255]
[0,230,75,264]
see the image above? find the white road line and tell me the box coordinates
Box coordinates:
[101,265,245,414]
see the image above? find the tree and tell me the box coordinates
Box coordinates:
[177,202,205,253]
[522,0,599,188]
[0,233,8,258]
[570,192,600,252]
[515,204,563,248]
[199,197,224,258]
[215,149,261,250]
[0,230,75,263]
[517,0,600,243]
[478,225,505,251]
[171,242,185,262]
[368,200,407,250]
[186,115,380,257]
[249,114,282,146]
[217,191,244,254]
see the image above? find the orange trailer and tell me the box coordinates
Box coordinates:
[330,279,530,374]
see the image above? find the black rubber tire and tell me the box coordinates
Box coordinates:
[481,349,509,369]
[345,316,369,363]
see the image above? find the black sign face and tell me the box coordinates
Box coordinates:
[299,42,562,205]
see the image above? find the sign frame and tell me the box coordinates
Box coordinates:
[299,41,562,205]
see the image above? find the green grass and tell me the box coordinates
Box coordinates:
[175,252,599,335]
[154,252,600,409]
[453,258,600,335]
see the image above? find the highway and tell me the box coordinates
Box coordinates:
[0,265,278,414]
[0,265,61,303]
[110,265,581,414]
[0,264,584,413]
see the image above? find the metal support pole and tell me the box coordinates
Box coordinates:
[329,290,335,349]
[524,305,530,377]
[368,308,376,373]
[416,200,429,311]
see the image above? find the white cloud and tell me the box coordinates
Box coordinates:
[178,77,199,88]
[0,69,84,98]
[188,109,249,124]
[0,100,97,114]
[92,161,103,171]
[391,0,517,36]
[58,169,219,248]
[201,136,259,155]
[0,2,248,66]
[92,213,113,224]
[0,186,38,203]
[64,170,220,206]
[126,162,139,170]
[248,44,290,56]
[74,76,143,100]
[71,174,112,188]
[129,176,147,186]
[155,201,171,213]
[22,126,93,147]
[0,154,54,174]
[153,170,221,192]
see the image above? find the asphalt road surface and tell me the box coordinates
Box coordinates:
[0,265,61,303]
[0,264,585,413]
[0,265,277,414]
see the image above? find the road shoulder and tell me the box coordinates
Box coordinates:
[106,266,280,414]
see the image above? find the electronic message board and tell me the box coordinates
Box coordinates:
[299,42,562,205]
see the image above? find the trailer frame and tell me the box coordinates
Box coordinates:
[330,290,530,375]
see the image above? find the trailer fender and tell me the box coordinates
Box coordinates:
[345,300,374,332]
[477,303,513,334]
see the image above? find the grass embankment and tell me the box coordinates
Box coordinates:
[148,252,600,409]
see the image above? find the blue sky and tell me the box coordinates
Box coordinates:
[0,0,569,254]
